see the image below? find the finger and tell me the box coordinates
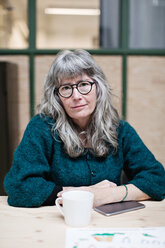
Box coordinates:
[109,182,117,187]
[92,180,109,187]
[98,180,117,187]
[57,191,64,197]
[59,199,63,205]
[57,187,78,197]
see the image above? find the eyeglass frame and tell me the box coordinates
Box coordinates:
[55,80,96,98]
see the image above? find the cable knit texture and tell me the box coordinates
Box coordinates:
[4,114,165,207]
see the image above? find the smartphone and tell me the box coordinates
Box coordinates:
[94,201,145,216]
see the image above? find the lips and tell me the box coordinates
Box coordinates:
[72,104,87,109]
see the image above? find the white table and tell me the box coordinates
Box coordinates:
[0,196,165,248]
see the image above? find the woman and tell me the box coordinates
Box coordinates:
[4,49,165,207]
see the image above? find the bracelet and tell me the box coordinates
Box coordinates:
[121,184,128,202]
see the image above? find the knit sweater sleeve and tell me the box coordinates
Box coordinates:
[120,121,165,200]
[4,115,60,207]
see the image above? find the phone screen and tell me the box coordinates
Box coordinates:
[94,201,145,216]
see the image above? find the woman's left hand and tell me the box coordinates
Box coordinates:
[57,180,117,207]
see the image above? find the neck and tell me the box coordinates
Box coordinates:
[72,117,91,131]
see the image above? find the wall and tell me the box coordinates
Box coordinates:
[127,56,165,166]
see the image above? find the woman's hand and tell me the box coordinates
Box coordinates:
[57,180,117,207]
[57,181,150,208]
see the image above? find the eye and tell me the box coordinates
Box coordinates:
[79,81,90,87]
[60,85,71,92]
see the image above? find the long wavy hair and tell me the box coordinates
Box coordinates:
[38,49,120,157]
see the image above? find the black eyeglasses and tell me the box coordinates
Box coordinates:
[56,80,96,98]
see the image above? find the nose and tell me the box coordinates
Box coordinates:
[71,86,82,99]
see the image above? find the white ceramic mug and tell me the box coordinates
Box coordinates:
[55,190,94,227]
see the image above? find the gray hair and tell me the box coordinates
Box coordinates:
[38,49,120,157]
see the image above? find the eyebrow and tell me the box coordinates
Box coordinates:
[61,79,91,86]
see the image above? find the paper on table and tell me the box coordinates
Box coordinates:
[65,227,165,248]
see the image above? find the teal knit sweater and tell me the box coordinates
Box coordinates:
[4,114,165,207]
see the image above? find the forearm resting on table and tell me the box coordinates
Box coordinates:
[89,184,150,207]
[108,184,150,204]
[58,181,150,207]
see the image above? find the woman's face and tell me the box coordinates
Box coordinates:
[58,74,97,130]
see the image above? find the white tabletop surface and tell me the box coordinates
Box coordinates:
[0,196,165,248]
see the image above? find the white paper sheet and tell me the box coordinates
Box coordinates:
[65,227,165,248]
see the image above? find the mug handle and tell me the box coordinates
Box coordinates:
[55,197,64,216]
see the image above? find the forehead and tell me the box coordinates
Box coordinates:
[60,74,92,85]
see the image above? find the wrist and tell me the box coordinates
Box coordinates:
[120,185,128,202]
[104,185,129,204]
